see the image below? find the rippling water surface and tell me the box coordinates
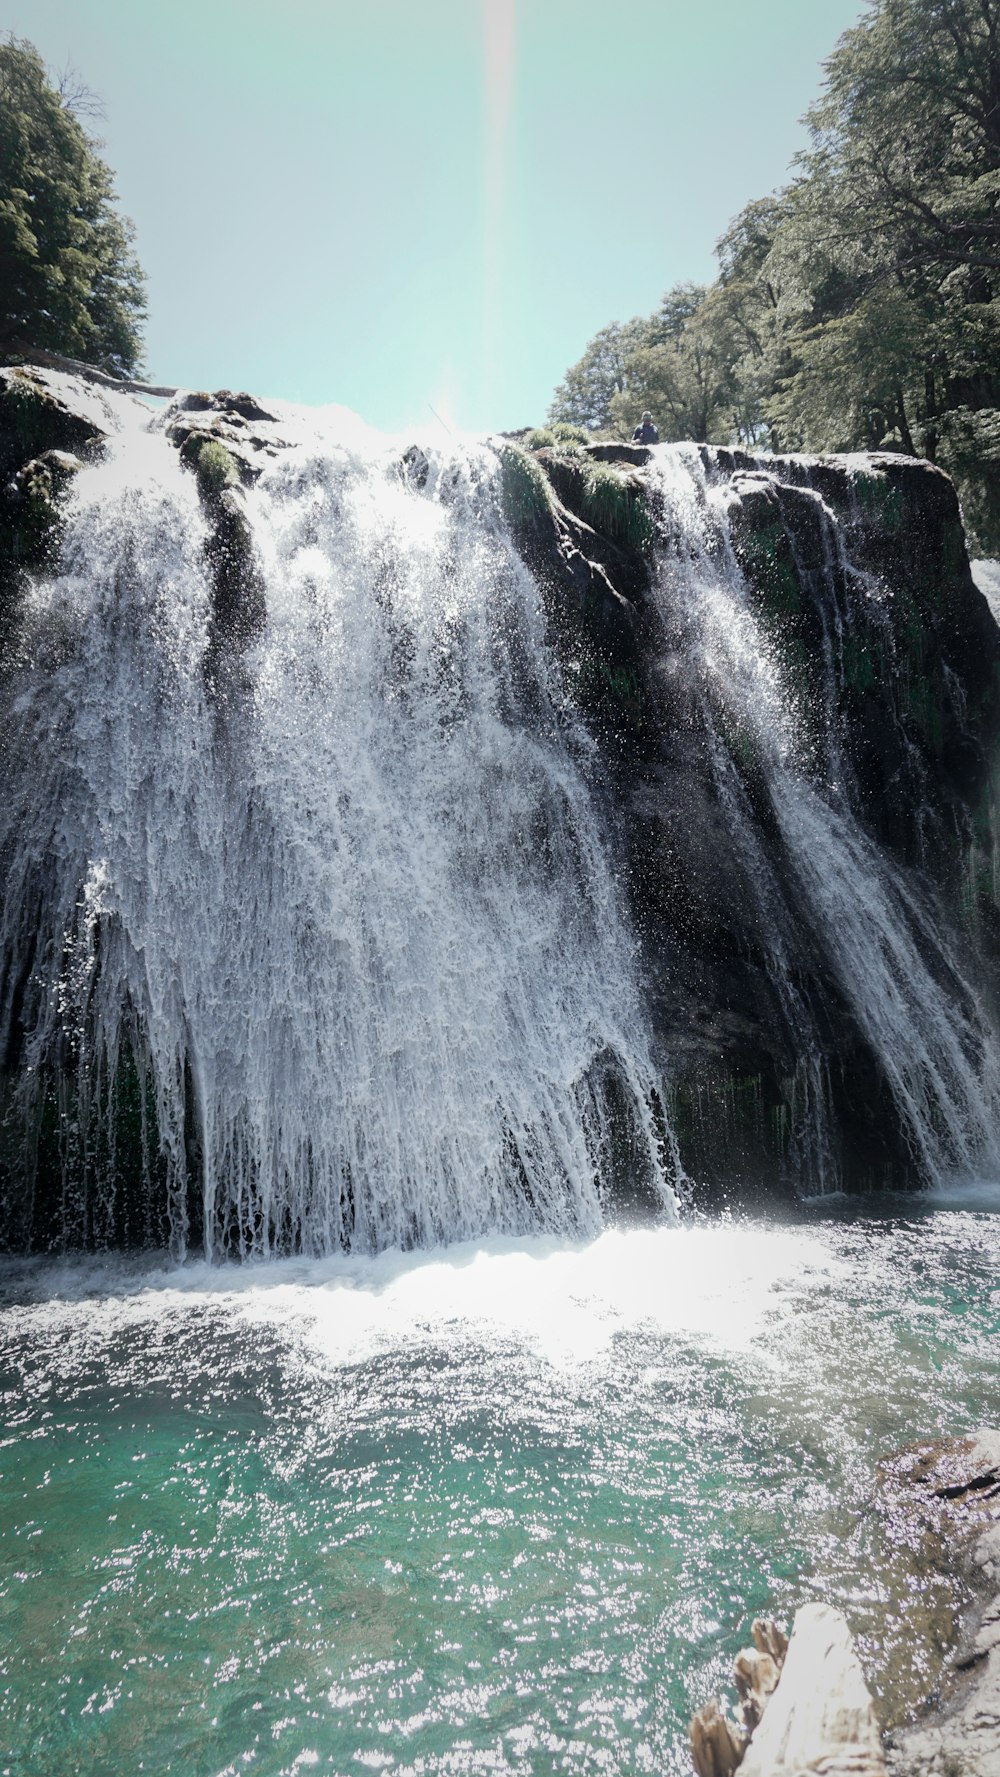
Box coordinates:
[3,1194,1000,1777]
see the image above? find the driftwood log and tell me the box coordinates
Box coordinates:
[1,338,178,398]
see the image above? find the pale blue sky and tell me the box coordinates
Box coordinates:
[5,1,867,431]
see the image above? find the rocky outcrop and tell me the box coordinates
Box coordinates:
[0,369,270,682]
[165,387,285,491]
[691,1619,789,1775]
[691,1608,887,1777]
[498,435,1000,1200]
[690,1435,1000,1777]
[740,1606,887,1777]
[175,429,267,666]
[0,365,118,602]
[497,441,651,743]
[886,1432,1000,1777]
[0,363,116,477]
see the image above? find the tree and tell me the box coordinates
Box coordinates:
[606,285,738,444]
[806,0,1000,288]
[761,0,1000,535]
[547,0,1000,546]
[548,318,654,432]
[765,283,929,453]
[0,37,145,376]
[712,196,791,446]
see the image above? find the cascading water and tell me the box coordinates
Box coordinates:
[2,392,997,1253]
[0,401,676,1255]
[647,445,1000,1187]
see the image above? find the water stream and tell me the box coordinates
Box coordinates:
[0,409,674,1256]
[647,447,1000,1187]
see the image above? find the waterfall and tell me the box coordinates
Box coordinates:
[0,404,676,1255]
[2,396,997,1254]
[647,446,1000,1187]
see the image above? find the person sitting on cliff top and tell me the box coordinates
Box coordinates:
[632,411,659,445]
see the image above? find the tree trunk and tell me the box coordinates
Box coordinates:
[894,387,917,457]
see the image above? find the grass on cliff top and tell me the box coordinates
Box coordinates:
[498,442,556,533]
[579,460,654,553]
[522,422,590,452]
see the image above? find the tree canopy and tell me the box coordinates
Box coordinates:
[0,37,145,377]
[549,0,1000,551]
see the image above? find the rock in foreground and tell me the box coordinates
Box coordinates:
[739,1604,886,1777]
[888,1431,1000,1776]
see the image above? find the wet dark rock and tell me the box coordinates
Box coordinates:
[498,441,650,745]
[504,438,1000,1201]
[175,433,267,664]
[400,444,430,491]
[203,484,267,659]
[0,369,118,628]
[177,389,277,423]
[584,441,652,468]
[1,448,84,577]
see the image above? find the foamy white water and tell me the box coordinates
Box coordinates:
[0,402,674,1256]
[0,1220,838,1375]
[972,557,1000,625]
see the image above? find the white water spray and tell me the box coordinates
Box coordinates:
[648,446,1000,1186]
[0,402,675,1254]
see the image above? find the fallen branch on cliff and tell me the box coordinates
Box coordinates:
[1,340,178,399]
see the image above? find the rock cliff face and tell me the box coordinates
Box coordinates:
[503,431,1000,1199]
[1,365,998,1245]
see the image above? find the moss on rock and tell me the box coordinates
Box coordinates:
[0,367,106,479]
[841,632,885,696]
[180,433,242,499]
[537,450,654,554]
[579,460,654,552]
[1,449,84,588]
[730,497,802,619]
[853,467,905,533]
[498,443,555,534]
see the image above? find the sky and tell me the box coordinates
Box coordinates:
[5,0,869,433]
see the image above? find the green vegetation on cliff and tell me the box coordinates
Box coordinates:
[549,0,1000,552]
[0,38,146,376]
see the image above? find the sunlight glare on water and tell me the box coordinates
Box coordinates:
[2,1204,999,1777]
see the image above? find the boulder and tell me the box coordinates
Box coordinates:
[739,1604,886,1777]
[887,1431,1000,1777]
[0,368,122,601]
[176,389,276,423]
[0,364,113,478]
[690,1698,747,1777]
